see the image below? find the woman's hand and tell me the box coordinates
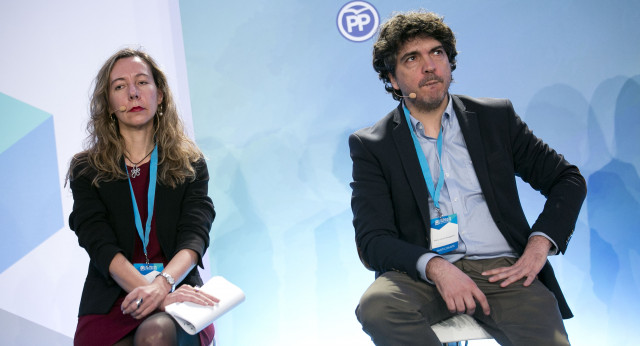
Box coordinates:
[121,279,170,319]
[159,284,220,311]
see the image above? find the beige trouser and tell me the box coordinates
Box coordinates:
[356,257,570,346]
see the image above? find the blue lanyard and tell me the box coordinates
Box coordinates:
[403,104,445,216]
[125,144,158,264]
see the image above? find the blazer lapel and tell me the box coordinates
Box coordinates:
[452,96,499,213]
[93,178,137,257]
[391,105,432,225]
[154,181,168,250]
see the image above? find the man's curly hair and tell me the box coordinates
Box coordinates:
[373,11,458,101]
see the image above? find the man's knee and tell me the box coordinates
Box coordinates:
[356,289,393,330]
[356,286,446,345]
[357,285,427,331]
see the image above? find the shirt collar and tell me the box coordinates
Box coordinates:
[404,94,454,138]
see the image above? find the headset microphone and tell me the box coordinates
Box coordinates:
[119,106,126,112]
[394,91,417,99]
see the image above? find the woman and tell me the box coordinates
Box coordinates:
[67,48,217,346]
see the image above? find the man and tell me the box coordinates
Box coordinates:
[349,11,586,346]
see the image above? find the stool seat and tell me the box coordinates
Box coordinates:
[431,314,493,343]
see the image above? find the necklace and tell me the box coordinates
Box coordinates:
[124,147,154,178]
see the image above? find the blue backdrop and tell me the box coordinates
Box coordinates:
[179,1,640,344]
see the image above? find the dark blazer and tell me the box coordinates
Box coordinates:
[349,95,586,319]
[69,157,215,316]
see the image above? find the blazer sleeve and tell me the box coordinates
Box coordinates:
[506,100,587,253]
[68,163,125,280]
[350,132,431,279]
[174,159,215,268]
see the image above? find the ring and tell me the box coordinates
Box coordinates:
[136,298,143,309]
[194,286,200,293]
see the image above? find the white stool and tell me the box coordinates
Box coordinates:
[431,314,493,345]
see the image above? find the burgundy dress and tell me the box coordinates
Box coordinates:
[74,162,214,345]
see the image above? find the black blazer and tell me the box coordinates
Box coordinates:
[69,158,215,316]
[349,95,586,318]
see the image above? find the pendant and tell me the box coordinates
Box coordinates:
[130,165,141,178]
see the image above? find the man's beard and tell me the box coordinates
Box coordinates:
[411,73,451,112]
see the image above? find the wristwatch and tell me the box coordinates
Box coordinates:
[157,272,176,292]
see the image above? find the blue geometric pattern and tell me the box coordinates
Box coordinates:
[0,93,62,273]
[0,93,50,154]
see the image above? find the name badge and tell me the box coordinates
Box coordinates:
[134,263,164,283]
[429,213,459,254]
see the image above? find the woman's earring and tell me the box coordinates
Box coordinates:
[157,104,164,117]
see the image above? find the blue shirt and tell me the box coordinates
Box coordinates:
[405,97,556,282]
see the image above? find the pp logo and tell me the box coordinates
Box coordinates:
[337,1,379,42]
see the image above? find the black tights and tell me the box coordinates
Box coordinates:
[113,312,200,346]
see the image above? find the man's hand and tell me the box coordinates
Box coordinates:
[482,235,551,287]
[427,257,490,316]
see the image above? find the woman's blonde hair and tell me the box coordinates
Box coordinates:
[67,48,203,188]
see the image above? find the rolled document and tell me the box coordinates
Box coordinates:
[165,276,245,335]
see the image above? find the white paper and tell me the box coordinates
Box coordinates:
[165,276,245,335]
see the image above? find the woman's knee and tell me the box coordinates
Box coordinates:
[134,312,178,346]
